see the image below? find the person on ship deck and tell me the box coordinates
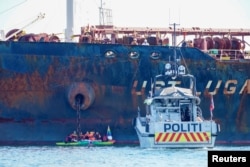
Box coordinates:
[131,38,138,45]
[142,39,149,45]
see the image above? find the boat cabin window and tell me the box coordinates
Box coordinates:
[150,98,183,122]
[150,98,201,122]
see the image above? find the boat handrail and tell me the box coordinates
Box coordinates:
[155,106,179,110]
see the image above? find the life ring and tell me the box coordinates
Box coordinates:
[67,82,95,110]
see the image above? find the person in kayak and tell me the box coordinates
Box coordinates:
[79,132,86,141]
[94,132,102,140]
[65,134,72,143]
[69,131,77,142]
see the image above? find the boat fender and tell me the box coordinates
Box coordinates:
[67,82,95,110]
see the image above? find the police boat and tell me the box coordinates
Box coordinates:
[134,60,220,148]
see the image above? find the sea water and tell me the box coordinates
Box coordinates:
[0,146,249,167]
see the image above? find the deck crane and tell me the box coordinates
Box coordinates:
[5,13,45,41]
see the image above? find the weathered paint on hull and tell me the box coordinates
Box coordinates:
[0,41,249,145]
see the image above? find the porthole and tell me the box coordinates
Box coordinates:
[128,51,140,59]
[104,50,116,58]
[150,51,161,60]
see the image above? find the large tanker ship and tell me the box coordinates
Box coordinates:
[1,1,250,146]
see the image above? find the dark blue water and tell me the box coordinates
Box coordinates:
[0,146,249,167]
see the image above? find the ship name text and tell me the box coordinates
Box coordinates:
[132,79,250,96]
[164,123,202,132]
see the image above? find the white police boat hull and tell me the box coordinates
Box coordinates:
[134,63,220,148]
[135,118,219,148]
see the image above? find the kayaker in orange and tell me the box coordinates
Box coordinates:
[88,131,96,140]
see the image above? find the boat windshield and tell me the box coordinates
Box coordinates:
[153,74,195,90]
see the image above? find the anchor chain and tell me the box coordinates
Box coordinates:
[75,98,82,140]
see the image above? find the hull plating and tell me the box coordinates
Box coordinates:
[0,41,249,145]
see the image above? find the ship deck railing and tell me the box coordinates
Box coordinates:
[205,49,250,60]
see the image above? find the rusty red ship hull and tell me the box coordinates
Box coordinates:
[0,41,250,145]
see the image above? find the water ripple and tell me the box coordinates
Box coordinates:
[0,146,249,167]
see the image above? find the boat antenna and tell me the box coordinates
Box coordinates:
[169,22,179,78]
